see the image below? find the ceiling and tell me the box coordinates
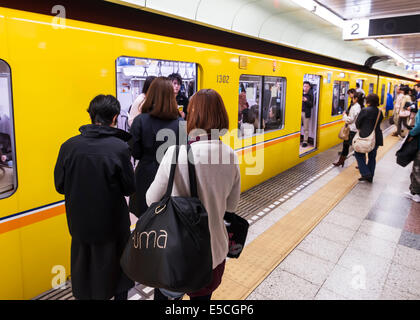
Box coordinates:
[316,0,420,69]
[107,0,420,78]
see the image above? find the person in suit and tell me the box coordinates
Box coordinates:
[354,93,384,183]
[129,77,183,218]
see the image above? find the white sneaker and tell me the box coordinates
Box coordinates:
[413,194,420,203]
[404,191,414,200]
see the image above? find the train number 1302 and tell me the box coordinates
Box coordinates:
[217,75,230,84]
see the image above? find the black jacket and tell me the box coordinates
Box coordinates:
[54,125,135,243]
[176,92,189,116]
[302,91,314,118]
[356,106,384,147]
[129,113,183,217]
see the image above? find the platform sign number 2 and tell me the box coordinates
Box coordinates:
[343,19,369,40]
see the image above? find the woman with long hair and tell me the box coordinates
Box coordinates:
[146,89,241,300]
[127,75,156,128]
[333,91,363,167]
[129,77,182,217]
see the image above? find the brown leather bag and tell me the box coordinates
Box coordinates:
[338,124,350,140]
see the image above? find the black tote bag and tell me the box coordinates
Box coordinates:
[396,135,419,167]
[120,145,213,292]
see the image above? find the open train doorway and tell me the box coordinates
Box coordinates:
[300,74,321,156]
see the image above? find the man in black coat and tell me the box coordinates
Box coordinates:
[54,95,136,300]
[169,73,189,118]
[301,81,314,147]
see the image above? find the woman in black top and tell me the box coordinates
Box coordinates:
[354,93,384,182]
[129,77,183,217]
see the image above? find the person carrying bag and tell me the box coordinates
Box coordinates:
[120,144,213,293]
[353,93,384,183]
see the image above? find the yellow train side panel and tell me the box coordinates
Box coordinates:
[0,229,23,299]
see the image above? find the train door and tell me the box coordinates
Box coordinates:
[300,74,321,156]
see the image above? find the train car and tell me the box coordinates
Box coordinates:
[0,3,417,299]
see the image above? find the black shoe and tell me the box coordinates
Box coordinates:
[302,142,308,147]
[358,176,373,183]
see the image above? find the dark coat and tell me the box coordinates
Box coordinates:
[176,92,189,115]
[355,106,384,147]
[302,91,314,118]
[54,124,136,299]
[129,113,182,217]
[54,124,135,243]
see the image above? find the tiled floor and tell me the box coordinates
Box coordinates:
[247,139,420,300]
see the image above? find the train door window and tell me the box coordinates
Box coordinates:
[369,83,374,94]
[116,56,197,131]
[380,84,385,105]
[387,82,392,94]
[332,81,349,116]
[356,79,364,94]
[0,60,17,198]
[262,76,286,132]
[300,74,321,156]
[238,75,261,138]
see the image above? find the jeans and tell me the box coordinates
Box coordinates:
[354,146,379,178]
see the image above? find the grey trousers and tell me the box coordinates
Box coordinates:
[301,112,310,143]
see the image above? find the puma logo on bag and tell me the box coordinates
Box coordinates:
[132,230,168,249]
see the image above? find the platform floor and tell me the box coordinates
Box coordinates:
[245,132,420,300]
[34,123,420,300]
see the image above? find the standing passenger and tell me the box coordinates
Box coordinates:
[168,73,189,118]
[147,89,241,301]
[333,92,363,167]
[129,77,183,217]
[405,107,420,202]
[301,81,314,148]
[355,83,365,96]
[127,76,156,128]
[354,93,384,183]
[54,95,135,300]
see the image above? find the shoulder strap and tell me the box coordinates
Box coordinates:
[187,144,198,198]
[373,108,381,131]
[164,145,179,198]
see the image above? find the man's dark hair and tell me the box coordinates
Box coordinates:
[348,88,356,95]
[402,86,410,95]
[168,73,182,85]
[356,83,360,88]
[365,93,379,107]
[303,81,311,87]
[87,94,120,126]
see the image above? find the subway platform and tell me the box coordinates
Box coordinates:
[34,124,420,301]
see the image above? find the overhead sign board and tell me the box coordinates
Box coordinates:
[343,19,369,40]
[343,14,420,40]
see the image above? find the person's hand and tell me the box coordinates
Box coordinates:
[179,110,185,119]
[302,97,307,102]
[1,155,6,163]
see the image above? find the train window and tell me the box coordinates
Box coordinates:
[238,75,286,137]
[332,81,349,116]
[380,84,385,105]
[116,56,197,131]
[387,82,392,94]
[0,60,17,199]
[369,83,374,94]
[263,76,286,132]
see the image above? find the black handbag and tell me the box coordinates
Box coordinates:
[396,135,419,167]
[120,145,213,292]
[224,212,249,259]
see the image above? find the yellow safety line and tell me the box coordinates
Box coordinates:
[210,135,400,300]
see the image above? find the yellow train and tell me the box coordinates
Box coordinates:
[0,3,416,299]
